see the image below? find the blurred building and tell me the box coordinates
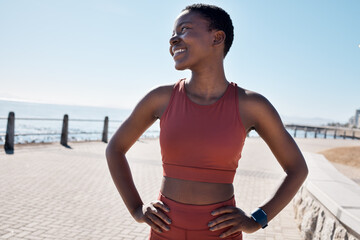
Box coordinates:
[349,116,355,127]
[356,109,360,128]
[349,109,360,128]
[355,109,360,128]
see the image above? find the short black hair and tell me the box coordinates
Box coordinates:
[183,4,234,57]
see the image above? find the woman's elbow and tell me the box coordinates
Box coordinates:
[105,140,127,165]
[105,141,119,164]
[301,162,309,181]
[105,144,113,163]
[286,159,308,182]
[292,160,309,183]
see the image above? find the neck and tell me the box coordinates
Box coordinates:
[188,59,228,94]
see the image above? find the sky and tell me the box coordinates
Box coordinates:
[0,0,359,123]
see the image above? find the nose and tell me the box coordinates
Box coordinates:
[169,35,180,46]
[169,35,181,56]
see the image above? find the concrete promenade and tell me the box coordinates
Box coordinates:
[1,138,359,240]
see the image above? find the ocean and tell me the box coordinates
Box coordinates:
[0,100,159,145]
[0,99,345,145]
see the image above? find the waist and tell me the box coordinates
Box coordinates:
[160,176,234,205]
[162,163,236,183]
[158,193,236,231]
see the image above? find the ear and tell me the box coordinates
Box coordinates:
[213,30,226,46]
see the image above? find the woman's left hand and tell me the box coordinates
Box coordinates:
[208,206,260,238]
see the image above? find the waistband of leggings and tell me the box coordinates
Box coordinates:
[158,192,235,212]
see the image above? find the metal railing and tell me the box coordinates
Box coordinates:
[3,112,359,154]
[1,112,122,154]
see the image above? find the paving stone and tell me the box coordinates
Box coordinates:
[2,139,343,239]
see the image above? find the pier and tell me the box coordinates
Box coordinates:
[285,124,360,140]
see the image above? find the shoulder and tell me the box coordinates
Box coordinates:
[145,83,175,105]
[235,85,281,131]
[139,82,177,119]
[236,86,273,111]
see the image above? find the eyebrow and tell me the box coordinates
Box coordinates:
[172,21,193,36]
[176,21,193,27]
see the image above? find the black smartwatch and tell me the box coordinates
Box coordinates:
[251,208,268,229]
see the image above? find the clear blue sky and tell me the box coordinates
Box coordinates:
[0,0,359,123]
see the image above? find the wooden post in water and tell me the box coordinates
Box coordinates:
[4,112,15,154]
[294,127,297,138]
[334,129,337,139]
[304,127,307,138]
[102,116,109,143]
[61,114,68,146]
[314,128,317,138]
[324,129,327,139]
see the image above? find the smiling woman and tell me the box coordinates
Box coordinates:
[106,3,308,240]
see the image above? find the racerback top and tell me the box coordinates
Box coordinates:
[159,79,246,183]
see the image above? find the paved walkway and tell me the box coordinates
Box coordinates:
[0,138,359,240]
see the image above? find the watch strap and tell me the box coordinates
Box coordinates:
[251,208,268,229]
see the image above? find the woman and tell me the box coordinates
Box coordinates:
[106,4,308,240]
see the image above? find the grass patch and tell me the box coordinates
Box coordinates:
[319,146,360,168]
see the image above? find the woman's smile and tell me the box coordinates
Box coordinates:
[172,48,187,58]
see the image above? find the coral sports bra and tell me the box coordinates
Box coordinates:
[159,79,246,184]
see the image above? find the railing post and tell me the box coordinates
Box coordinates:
[324,129,327,139]
[314,128,317,138]
[353,131,356,140]
[343,130,346,139]
[304,127,307,138]
[4,112,15,154]
[102,116,109,143]
[61,114,68,146]
[334,129,337,139]
[294,127,297,138]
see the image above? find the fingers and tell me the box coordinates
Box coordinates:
[143,201,171,233]
[209,217,241,239]
[208,213,236,227]
[218,227,240,238]
[153,201,170,213]
[209,207,246,238]
[146,211,170,232]
[209,219,234,231]
[144,217,163,233]
[152,201,171,224]
[147,204,172,225]
[211,206,237,216]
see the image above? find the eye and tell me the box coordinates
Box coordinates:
[181,26,189,32]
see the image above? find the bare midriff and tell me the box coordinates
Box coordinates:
[160,176,234,205]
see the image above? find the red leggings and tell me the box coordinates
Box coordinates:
[149,193,242,240]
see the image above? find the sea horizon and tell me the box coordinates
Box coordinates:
[0,99,343,145]
[0,99,158,145]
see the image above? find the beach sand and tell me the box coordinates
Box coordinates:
[292,138,360,185]
[320,146,360,168]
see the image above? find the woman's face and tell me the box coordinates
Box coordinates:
[169,10,216,70]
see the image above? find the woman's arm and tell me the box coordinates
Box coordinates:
[249,93,308,222]
[209,92,308,237]
[105,85,173,233]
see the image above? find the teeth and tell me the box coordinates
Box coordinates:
[174,49,186,54]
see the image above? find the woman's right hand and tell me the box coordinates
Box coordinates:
[133,201,172,233]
